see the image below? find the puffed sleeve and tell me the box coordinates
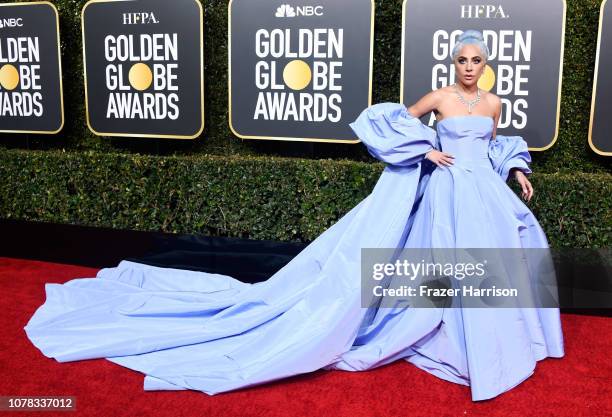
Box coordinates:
[488,134,533,182]
[349,102,439,167]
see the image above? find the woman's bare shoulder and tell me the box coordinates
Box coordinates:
[482,89,501,105]
[434,86,455,96]
[408,88,446,116]
[481,90,501,116]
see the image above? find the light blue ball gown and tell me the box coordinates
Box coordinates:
[23,102,565,401]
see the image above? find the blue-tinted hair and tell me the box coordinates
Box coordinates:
[451,29,490,62]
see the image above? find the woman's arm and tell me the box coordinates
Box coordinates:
[512,168,534,201]
[406,90,454,167]
[486,93,533,201]
[489,93,502,140]
[349,103,439,167]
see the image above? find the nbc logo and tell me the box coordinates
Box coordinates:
[275,4,296,17]
[0,18,24,29]
[275,4,323,17]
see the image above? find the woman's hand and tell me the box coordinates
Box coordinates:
[514,170,534,202]
[425,149,455,167]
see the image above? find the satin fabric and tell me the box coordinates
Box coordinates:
[24,102,564,401]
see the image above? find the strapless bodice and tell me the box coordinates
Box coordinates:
[436,115,494,169]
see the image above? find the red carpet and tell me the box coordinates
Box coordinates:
[1,257,609,417]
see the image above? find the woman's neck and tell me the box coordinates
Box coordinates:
[454,82,478,95]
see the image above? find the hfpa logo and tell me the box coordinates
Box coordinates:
[460,4,510,19]
[275,4,324,17]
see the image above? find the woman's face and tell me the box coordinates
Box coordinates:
[454,44,485,87]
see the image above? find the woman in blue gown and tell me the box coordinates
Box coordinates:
[23,30,564,401]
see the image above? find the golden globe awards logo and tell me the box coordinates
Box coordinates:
[82,0,204,139]
[229,0,374,143]
[0,2,63,134]
[103,31,180,120]
[0,36,43,117]
[252,27,344,123]
[401,0,566,150]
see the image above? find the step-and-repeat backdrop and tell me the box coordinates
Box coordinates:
[401,0,565,150]
[229,0,374,143]
[589,0,612,156]
[82,0,204,139]
[0,2,63,134]
[0,0,608,156]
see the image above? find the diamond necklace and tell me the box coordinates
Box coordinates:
[453,82,481,113]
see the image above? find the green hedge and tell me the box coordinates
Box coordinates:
[0,0,610,175]
[0,148,609,248]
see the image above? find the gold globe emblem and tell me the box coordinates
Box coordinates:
[283,60,311,91]
[128,63,153,91]
[477,64,496,92]
[0,64,20,90]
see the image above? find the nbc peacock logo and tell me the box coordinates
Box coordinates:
[275,4,324,17]
[275,4,296,17]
